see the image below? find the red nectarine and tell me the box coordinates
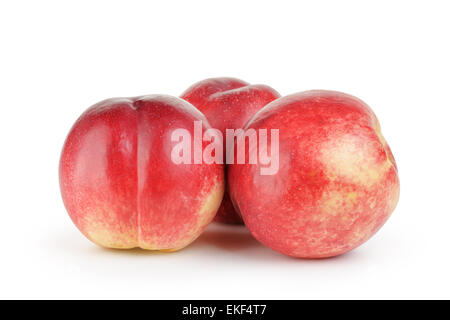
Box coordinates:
[181,77,280,224]
[59,95,224,251]
[228,90,400,258]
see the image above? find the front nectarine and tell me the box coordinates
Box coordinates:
[228,90,400,258]
[59,95,224,251]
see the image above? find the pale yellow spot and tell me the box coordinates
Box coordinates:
[372,116,387,146]
[320,134,392,187]
[372,115,397,168]
[347,192,357,201]
[85,227,137,249]
[82,204,137,249]
[315,189,359,224]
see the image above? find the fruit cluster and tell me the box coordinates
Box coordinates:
[59,77,399,258]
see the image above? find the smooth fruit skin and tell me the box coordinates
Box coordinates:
[59,95,224,251]
[181,77,280,224]
[228,90,400,258]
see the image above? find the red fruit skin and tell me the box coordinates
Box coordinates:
[59,95,224,250]
[181,77,280,224]
[228,90,400,258]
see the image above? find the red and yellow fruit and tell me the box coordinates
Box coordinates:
[228,90,400,258]
[59,95,224,251]
[181,77,280,224]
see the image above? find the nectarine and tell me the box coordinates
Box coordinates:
[181,77,280,224]
[59,95,224,251]
[228,90,400,258]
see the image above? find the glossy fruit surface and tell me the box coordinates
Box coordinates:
[60,95,224,250]
[228,90,400,258]
[181,77,280,224]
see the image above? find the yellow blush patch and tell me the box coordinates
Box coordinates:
[168,179,225,251]
[315,189,359,224]
[320,133,392,187]
[82,204,138,249]
[347,192,357,201]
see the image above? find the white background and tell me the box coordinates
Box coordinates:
[0,0,449,299]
